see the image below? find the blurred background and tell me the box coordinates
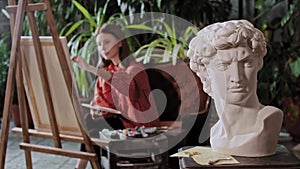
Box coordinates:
[0,0,299,141]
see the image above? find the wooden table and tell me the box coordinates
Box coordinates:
[178,144,300,169]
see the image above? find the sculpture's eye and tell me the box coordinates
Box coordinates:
[217,63,230,71]
[243,59,254,68]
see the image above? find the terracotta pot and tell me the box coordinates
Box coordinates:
[283,97,300,142]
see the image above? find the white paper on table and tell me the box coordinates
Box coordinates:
[171,146,239,165]
[293,144,300,151]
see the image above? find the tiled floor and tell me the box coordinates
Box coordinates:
[2,120,93,169]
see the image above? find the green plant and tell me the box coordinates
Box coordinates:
[214,1,300,140]
[21,0,79,36]
[0,33,10,88]
[62,0,162,98]
[256,0,300,113]
[127,16,198,64]
[116,0,163,15]
[58,0,233,98]
[0,33,11,113]
[61,0,112,99]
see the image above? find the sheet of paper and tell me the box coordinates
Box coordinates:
[171,146,239,165]
[81,103,121,114]
[293,144,300,151]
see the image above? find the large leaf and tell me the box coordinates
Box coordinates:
[172,44,181,65]
[289,58,300,78]
[97,0,111,26]
[64,20,84,37]
[72,0,97,28]
[126,24,153,31]
[183,26,197,42]
[280,4,295,27]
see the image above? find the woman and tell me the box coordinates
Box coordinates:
[72,23,160,168]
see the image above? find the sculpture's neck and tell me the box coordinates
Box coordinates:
[214,95,263,136]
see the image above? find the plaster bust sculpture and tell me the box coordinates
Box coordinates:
[187,20,283,157]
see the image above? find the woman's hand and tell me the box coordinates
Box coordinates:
[90,109,114,120]
[71,56,112,80]
[90,109,102,120]
[71,56,90,71]
[89,101,114,120]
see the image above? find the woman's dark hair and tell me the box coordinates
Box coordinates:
[95,23,133,68]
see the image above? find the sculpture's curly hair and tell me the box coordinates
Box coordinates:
[187,20,267,96]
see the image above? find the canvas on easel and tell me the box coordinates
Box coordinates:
[20,36,82,136]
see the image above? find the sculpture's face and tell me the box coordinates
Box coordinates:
[207,46,259,105]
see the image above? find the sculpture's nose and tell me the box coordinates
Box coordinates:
[230,62,243,83]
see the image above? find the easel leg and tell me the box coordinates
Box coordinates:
[0,87,14,169]
[16,49,32,169]
[0,0,27,168]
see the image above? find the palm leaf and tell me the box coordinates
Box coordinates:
[64,20,84,37]
[72,0,97,28]
[126,24,153,31]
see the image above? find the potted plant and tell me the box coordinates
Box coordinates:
[127,15,198,65]
[255,0,300,141]
[62,0,112,100]
[281,41,300,141]
[63,0,159,100]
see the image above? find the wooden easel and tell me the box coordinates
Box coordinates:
[0,0,101,168]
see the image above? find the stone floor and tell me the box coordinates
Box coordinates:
[2,120,93,169]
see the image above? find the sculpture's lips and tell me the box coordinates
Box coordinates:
[228,87,246,92]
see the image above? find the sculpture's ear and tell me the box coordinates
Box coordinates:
[193,64,203,79]
[196,64,213,97]
[198,64,208,78]
[200,64,207,72]
[258,58,264,70]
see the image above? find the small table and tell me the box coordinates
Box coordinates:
[178,144,300,169]
[99,130,169,169]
